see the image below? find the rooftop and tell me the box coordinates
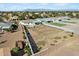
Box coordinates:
[0,22,12,29]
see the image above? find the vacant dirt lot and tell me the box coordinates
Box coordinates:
[28,25,79,53]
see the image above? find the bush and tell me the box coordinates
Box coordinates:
[47,21,52,23]
[37,47,42,51]
[23,32,26,39]
[54,36,61,39]
[63,36,67,39]
[3,28,11,32]
[50,43,55,46]
[67,19,70,20]
[69,32,74,37]
[59,19,62,21]
[24,44,32,56]
[12,47,19,53]
[11,47,20,56]
[11,24,18,31]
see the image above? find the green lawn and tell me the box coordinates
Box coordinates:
[63,21,77,24]
[48,22,66,27]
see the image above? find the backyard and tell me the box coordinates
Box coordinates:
[62,21,77,24]
[47,22,66,27]
[0,24,24,55]
[27,25,79,52]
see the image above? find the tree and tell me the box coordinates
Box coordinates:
[0,17,3,22]
[10,24,18,32]
[11,47,20,56]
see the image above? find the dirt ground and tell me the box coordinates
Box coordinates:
[0,24,24,55]
[63,24,79,35]
[34,36,79,56]
[31,24,79,56]
[28,25,79,54]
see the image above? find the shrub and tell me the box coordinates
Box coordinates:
[24,44,32,56]
[37,47,42,51]
[59,19,62,21]
[23,32,26,39]
[67,19,70,20]
[63,36,67,39]
[4,28,11,32]
[12,47,19,53]
[54,36,61,39]
[47,21,52,23]
[50,43,55,46]
[11,47,20,56]
[69,32,74,37]
[10,24,18,31]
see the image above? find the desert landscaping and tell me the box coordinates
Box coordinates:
[27,25,79,54]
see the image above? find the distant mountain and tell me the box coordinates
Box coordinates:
[24,9,79,12]
[24,9,53,12]
[0,9,79,12]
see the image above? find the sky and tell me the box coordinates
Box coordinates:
[0,3,79,11]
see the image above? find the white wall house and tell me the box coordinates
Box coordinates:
[57,16,70,20]
[36,18,54,22]
[0,22,12,33]
[0,22,12,29]
[19,18,55,27]
[19,20,35,27]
